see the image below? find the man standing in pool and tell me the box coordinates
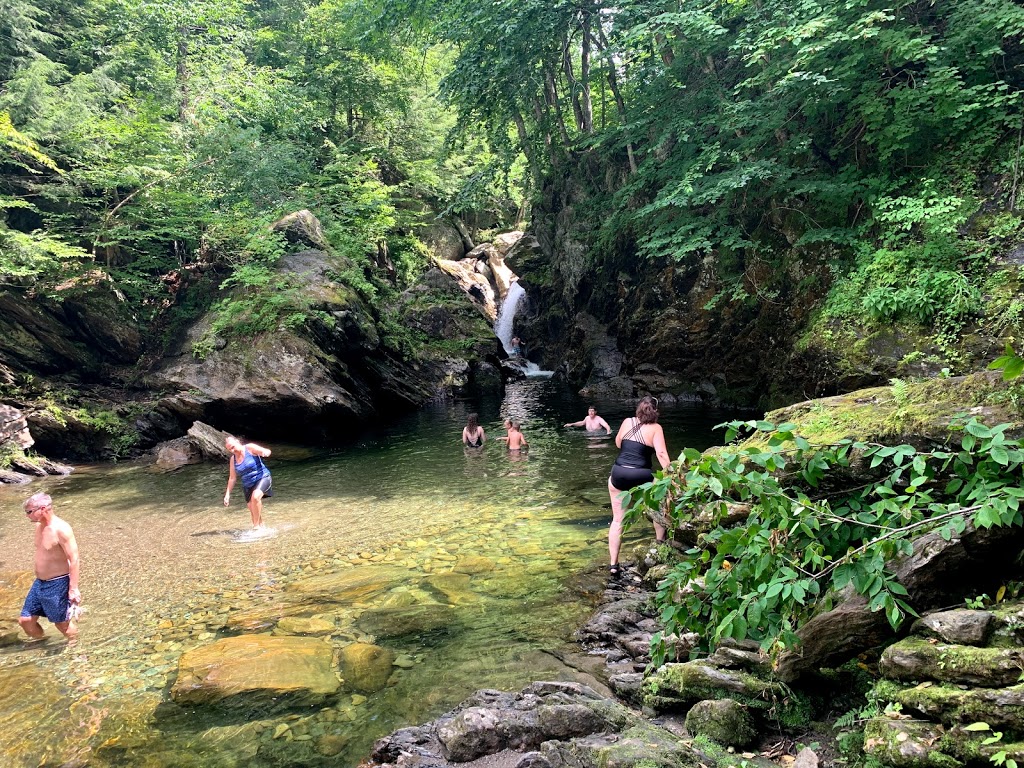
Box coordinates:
[564,406,612,435]
[224,436,273,529]
[19,492,81,641]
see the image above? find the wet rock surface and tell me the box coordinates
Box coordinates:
[170,635,342,706]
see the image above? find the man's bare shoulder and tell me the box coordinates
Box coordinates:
[50,516,76,539]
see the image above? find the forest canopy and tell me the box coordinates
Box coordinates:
[1,0,1022,345]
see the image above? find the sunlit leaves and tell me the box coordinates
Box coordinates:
[638,416,1024,664]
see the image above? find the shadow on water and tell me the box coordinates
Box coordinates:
[0,379,740,768]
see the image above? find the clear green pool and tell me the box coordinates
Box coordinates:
[0,380,734,767]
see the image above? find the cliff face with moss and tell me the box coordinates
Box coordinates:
[0,219,502,462]
[512,156,1024,410]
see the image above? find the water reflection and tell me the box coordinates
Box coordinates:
[0,380,736,767]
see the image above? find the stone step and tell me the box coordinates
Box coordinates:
[880,636,1024,687]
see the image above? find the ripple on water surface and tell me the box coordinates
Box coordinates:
[0,381,735,767]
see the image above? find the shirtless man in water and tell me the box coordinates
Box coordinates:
[19,492,80,641]
[564,406,612,435]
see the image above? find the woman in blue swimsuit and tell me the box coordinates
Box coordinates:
[223,436,273,529]
[607,396,671,578]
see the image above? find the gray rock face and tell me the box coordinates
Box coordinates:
[157,246,447,439]
[913,609,995,646]
[0,404,33,449]
[271,210,330,250]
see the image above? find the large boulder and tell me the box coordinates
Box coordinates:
[170,635,342,706]
[156,246,447,439]
[271,210,330,251]
[0,404,33,449]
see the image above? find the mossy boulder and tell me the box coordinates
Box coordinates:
[886,680,1024,729]
[536,722,704,768]
[641,661,783,712]
[863,717,961,767]
[684,698,756,748]
[880,636,1024,687]
[761,372,1021,447]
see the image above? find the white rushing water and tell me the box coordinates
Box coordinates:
[494,282,554,378]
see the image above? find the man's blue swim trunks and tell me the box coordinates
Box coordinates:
[21,574,71,623]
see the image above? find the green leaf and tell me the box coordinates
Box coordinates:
[963,722,992,732]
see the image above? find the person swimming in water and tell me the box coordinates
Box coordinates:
[607,396,671,579]
[505,421,528,451]
[223,436,273,529]
[564,406,612,435]
[462,413,486,447]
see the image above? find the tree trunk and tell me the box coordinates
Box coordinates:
[511,109,541,184]
[595,25,637,174]
[544,68,571,148]
[580,15,594,134]
[562,33,585,132]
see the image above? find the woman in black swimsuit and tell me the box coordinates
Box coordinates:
[462,413,486,447]
[608,396,671,577]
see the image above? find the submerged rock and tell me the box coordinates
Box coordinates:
[170,635,341,706]
[338,642,397,693]
[356,603,458,640]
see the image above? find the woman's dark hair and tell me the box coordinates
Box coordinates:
[635,396,659,424]
[467,413,479,429]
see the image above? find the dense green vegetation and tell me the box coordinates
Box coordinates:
[0,0,518,347]
[389,0,1023,352]
[633,411,1024,661]
[3,0,1021,359]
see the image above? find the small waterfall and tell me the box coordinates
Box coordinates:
[495,282,526,354]
[493,281,553,378]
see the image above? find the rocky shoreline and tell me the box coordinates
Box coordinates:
[365,550,818,768]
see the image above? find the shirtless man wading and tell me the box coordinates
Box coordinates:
[564,407,612,435]
[19,492,80,641]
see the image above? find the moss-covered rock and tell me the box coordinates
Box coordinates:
[887,680,1024,729]
[641,661,784,712]
[761,372,1022,447]
[537,722,704,768]
[862,717,961,768]
[684,698,756,748]
[880,636,1024,687]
